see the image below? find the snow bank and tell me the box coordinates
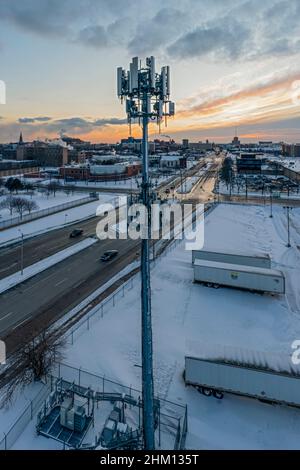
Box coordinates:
[0,237,98,294]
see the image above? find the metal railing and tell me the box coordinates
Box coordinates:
[0,382,51,450]
[52,362,188,450]
[0,195,98,230]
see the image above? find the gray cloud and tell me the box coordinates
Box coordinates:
[16,116,128,136]
[51,117,126,130]
[19,116,52,123]
[0,0,299,65]
[167,18,251,61]
[128,8,190,56]
[77,25,108,48]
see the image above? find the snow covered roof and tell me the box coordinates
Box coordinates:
[186,342,300,377]
[193,248,270,260]
[194,259,283,277]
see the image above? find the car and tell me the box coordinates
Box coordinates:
[100,250,119,262]
[69,228,83,238]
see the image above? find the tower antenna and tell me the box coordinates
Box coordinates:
[117,56,175,450]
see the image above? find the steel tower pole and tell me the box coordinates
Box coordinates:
[141,90,155,450]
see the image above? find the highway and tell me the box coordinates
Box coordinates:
[0,236,140,342]
[0,216,101,279]
[0,157,219,351]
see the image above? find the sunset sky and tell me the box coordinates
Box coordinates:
[0,0,300,143]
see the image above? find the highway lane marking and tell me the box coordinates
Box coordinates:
[0,311,13,322]
[0,262,18,273]
[12,318,28,330]
[55,278,68,287]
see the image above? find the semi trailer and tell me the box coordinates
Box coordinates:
[193,259,285,294]
[185,353,300,407]
[192,249,271,268]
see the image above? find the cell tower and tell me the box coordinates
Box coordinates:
[117,57,175,449]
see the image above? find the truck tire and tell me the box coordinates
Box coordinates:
[213,390,224,400]
[202,387,213,397]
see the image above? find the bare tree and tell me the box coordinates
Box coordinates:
[0,328,65,408]
[11,197,28,220]
[24,199,39,214]
[47,180,61,197]
[0,196,15,216]
[23,181,34,194]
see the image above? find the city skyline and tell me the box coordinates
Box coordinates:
[0,0,300,144]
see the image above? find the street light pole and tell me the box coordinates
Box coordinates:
[283,206,293,247]
[18,230,24,275]
[269,189,273,218]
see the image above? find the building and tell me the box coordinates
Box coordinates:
[182,139,189,149]
[59,161,141,181]
[236,153,263,174]
[232,136,241,147]
[282,143,300,158]
[0,159,39,177]
[160,153,186,169]
[188,140,214,152]
[16,140,69,166]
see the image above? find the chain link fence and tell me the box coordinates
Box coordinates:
[52,362,188,450]
[0,383,51,450]
[0,195,98,230]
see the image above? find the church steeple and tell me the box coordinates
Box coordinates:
[19,132,23,145]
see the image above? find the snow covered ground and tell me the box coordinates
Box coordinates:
[0,194,119,247]
[270,157,300,173]
[35,175,176,191]
[3,202,300,449]
[0,191,87,221]
[0,237,97,294]
[218,179,300,199]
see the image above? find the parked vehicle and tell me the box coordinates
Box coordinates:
[192,249,271,268]
[69,228,84,238]
[193,259,285,294]
[185,353,300,407]
[100,250,119,262]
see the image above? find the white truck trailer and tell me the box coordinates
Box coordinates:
[193,259,285,294]
[192,249,271,268]
[185,354,300,407]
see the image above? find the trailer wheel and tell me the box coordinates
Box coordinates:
[213,390,224,400]
[202,387,213,397]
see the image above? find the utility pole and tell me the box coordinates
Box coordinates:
[283,206,293,248]
[269,188,273,218]
[117,57,175,450]
[18,229,24,275]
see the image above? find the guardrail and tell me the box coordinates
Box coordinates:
[0,195,98,230]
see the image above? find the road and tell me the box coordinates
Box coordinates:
[0,236,140,341]
[0,216,101,280]
[0,157,220,348]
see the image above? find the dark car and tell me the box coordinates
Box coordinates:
[69,228,84,238]
[100,250,119,262]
